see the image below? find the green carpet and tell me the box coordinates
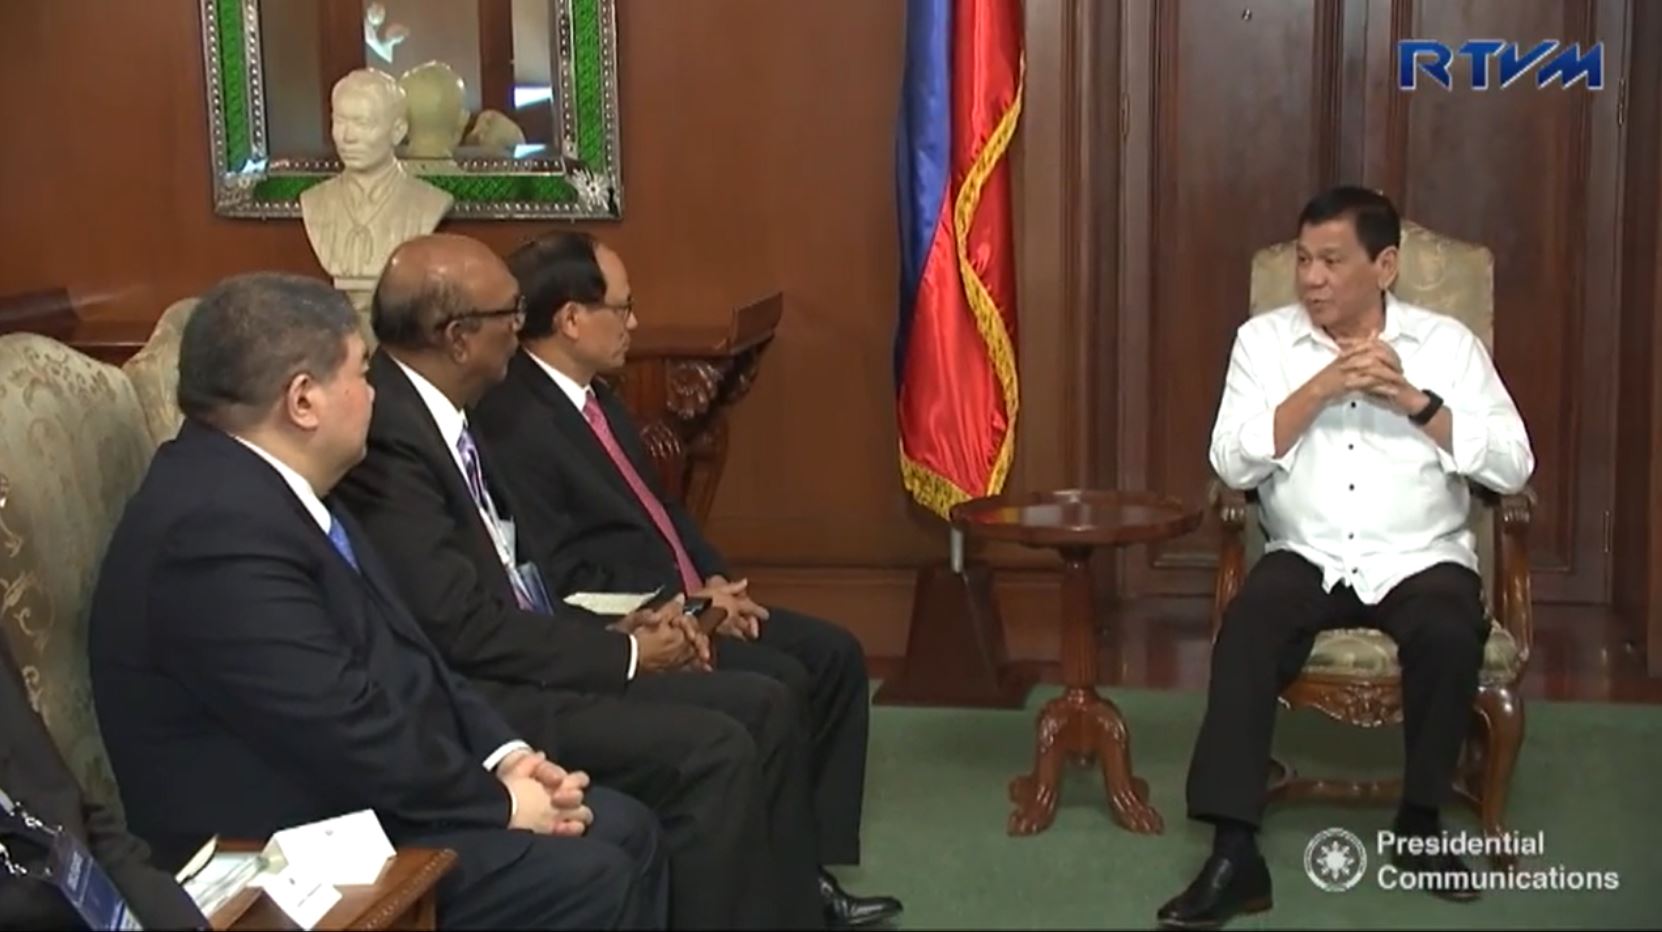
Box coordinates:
[834,685,1659,929]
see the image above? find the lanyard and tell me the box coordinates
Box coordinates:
[0,784,144,929]
[0,785,60,877]
[0,785,57,841]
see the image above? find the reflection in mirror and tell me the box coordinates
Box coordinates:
[259,0,564,164]
[201,0,621,220]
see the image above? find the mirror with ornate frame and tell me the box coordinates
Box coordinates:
[199,0,623,220]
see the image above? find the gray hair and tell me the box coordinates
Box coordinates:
[177,273,359,430]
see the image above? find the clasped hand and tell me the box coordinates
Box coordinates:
[695,576,768,641]
[1320,336,1425,416]
[498,749,592,836]
[613,597,713,672]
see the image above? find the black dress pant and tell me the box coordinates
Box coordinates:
[483,670,824,930]
[714,606,871,866]
[1185,550,1487,827]
[423,785,667,930]
[624,668,827,930]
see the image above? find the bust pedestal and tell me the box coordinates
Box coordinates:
[335,279,378,342]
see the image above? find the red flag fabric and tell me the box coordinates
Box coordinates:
[895,0,1024,518]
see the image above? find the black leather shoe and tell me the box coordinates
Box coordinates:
[818,870,903,928]
[1390,850,1482,902]
[1156,853,1273,930]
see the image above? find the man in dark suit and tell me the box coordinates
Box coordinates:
[88,272,667,930]
[332,234,828,929]
[0,635,208,931]
[472,232,898,929]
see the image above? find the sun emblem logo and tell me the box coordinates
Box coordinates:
[1304,827,1368,892]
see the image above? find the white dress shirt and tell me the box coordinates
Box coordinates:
[1208,294,1535,605]
[526,350,592,412]
[389,356,639,678]
[230,434,528,775]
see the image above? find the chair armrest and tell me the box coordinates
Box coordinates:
[1470,481,1535,657]
[1208,478,1254,640]
[210,844,457,931]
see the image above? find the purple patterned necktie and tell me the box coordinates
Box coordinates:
[456,426,536,610]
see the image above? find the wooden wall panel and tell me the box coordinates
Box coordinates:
[745,0,1119,655]
[1378,0,1625,604]
[3,0,1653,662]
[1614,1,1662,671]
[1118,0,1344,595]
[1112,0,1631,606]
[0,1,1102,658]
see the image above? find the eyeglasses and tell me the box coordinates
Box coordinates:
[437,296,527,331]
[583,298,636,321]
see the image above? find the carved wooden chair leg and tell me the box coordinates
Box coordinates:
[1452,720,1486,814]
[1473,685,1525,869]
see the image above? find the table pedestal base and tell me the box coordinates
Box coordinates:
[874,562,1033,708]
[1007,545,1164,837]
[1007,686,1164,835]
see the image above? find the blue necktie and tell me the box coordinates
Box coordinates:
[326,510,360,572]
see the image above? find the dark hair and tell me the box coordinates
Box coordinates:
[177,272,358,430]
[371,271,471,349]
[505,232,608,340]
[1298,186,1401,260]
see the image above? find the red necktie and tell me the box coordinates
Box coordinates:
[582,390,703,593]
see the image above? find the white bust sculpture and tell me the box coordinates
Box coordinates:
[301,68,452,303]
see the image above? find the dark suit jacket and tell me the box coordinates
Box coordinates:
[472,349,729,598]
[88,420,523,871]
[0,637,208,931]
[333,351,632,729]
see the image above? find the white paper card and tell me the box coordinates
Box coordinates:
[254,860,341,931]
[263,809,395,886]
[563,589,659,615]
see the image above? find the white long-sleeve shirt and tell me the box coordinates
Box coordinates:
[1208,295,1535,604]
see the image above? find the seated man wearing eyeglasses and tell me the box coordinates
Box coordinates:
[333,233,827,929]
[470,232,900,929]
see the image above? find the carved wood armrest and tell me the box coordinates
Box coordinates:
[1471,481,1535,656]
[1208,478,1254,639]
[210,844,456,931]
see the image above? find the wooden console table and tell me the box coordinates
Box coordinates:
[0,288,783,524]
[601,293,782,524]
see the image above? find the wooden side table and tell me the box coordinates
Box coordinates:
[950,489,1202,837]
[209,844,456,931]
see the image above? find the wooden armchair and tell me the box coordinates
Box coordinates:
[1212,221,1535,866]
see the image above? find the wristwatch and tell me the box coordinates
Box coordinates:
[1409,389,1444,426]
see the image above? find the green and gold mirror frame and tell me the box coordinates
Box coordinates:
[199,0,624,220]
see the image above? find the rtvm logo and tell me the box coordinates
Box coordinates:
[1398,40,1604,91]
